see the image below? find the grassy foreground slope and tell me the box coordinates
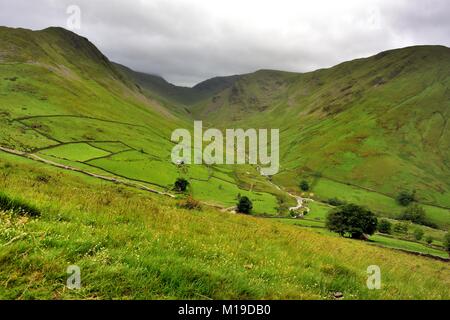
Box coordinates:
[1,152,449,299]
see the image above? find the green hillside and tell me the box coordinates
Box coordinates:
[116,44,450,228]
[114,62,240,112]
[1,27,449,222]
[117,45,450,216]
[185,47,450,226]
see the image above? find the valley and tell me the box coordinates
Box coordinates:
[0,26,449,299]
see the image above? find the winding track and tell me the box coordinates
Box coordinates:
[266,179,313,214]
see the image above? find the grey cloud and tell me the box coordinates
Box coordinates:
[0,0,448,86]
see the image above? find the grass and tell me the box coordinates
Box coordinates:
[0,192,41,217]
[189,177,279,214]
[275,216,449,259]
[0,154,449,299]
[88,150,180,188]
[370,234,449,259]
[40,143,110,162]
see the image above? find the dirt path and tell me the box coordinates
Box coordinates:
[266,179,313,214]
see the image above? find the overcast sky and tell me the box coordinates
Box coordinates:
[1,0,449,86]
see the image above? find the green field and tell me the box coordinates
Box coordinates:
[40,143,110,162]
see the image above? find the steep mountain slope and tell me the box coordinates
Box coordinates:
[0,26,183,130]
[115,62,240,111]
[112,62,196,115]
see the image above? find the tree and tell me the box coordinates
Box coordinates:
[393,222,408,234]
[299,180,309,192]
[396,190,416,206]
[327,197,346,206]
[443,233,450,253]
[425,236,433,245]
[399,204,434,227]
[377,219,392,234]
[413,228,424,241]
[237,196,253,214]
[325,204,378,239]
[174,177,189,192]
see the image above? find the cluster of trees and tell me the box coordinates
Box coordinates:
[392,190,437,228]
[325,204,450,250]
[324,200,449,250]
[398,204,436,228]
[323,190,438,240]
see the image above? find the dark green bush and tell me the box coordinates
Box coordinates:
[399,204,436,228]
[377,219,392,234]
[299,180,309,192]
[443,233,450,252]
[0,192,41,216]
[413,228,424,241]
[174,177,189,192]
[396,190,416,206]
[326,197,346,206]
[237,196,253,214]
